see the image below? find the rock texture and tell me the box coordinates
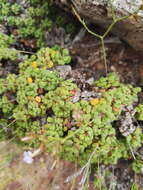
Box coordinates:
[56,0,143,50]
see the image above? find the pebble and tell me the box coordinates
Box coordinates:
[23,151,33,164]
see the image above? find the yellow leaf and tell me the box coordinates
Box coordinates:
[90,98,106,106]
[27,77,33,84]
[35,96,41,103]
[47,60,54,68]
[90,98,100,106]
[64,126,68,131]
[31,61,38,68]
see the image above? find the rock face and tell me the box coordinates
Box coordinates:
[56,0,143,50]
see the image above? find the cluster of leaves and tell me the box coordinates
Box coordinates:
[0,46,71,139]
[135,104,143,120]
[132,159,143,173]
[0,0,52,48]
[0,47,143,167]
[134,102,143,175]
[0,32,17,61]
[0,0,77,49]
[52,8,77,34]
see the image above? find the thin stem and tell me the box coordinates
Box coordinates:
[16,50,35,54]
[127,139,136,160]
[109,0,116,22]
[101,37,108,74]
[0,119,16,134]
[79,148,97,189]
[62,121,93,144]
[72,6,101,39]
[72,2,141,78]
[102,20,117,38]
[62,127,82,143]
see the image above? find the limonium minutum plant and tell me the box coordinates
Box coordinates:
[0,46,143,167]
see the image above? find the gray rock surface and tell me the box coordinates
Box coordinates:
[56,0,143,50]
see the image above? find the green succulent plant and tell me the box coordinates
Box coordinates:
[132,158,143,173]
[0,0,52,48]
[0,46,143,169]
[0,32,17,61]
[135,104,143,120]
[0,0,77,49]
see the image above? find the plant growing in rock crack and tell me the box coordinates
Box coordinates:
[0,46,143,170]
